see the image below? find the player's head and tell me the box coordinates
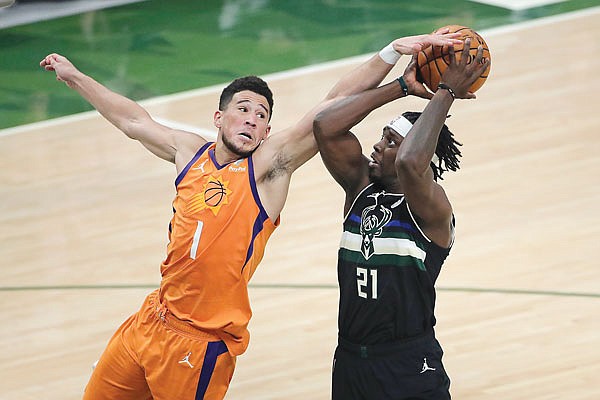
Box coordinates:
[214,76,274,157]
[219,76,274,121]
[369,111,462,184]
[398,111,462,181]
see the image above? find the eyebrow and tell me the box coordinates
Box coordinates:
[236,99,269,114]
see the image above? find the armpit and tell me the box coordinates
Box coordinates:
[264,152,292,181]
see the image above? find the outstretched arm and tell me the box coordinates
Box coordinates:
[325,31,462,100]
[395,40,490,246]
[253,31,464,177]
[313,81,403,199]
[40,53,205,165]
[253,33,462,220]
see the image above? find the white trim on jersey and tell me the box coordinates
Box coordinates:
[339,231,426,261]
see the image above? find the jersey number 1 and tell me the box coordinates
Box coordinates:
[356,267,378,299]
[190,221,203,260]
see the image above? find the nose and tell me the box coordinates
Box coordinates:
[373,140,382,153]
[245,115,257,127]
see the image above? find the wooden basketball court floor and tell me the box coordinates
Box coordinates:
[1,8,599,400]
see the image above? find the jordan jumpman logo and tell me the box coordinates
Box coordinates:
[420,357,436,374]
[179,352,194,368]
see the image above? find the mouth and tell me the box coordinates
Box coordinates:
[238,132,253,142]
[369,153,379,167]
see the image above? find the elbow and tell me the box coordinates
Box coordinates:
[121,115,148,140]
[121,119,139,140]
[312,111,327,138]
[395,152,421,177]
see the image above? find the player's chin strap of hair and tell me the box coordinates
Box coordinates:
[386,116,440,165]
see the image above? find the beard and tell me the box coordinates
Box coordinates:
[221,133,258,159]
[369,173,384,187]
[368,164,382,183]
[368,164,395,188]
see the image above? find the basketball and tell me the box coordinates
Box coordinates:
[204,180,226,207]
[417,25,491,93]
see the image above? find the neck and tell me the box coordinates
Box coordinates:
[373,178,403,194]
[214,141,243,165]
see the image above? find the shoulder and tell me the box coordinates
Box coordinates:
[343,182,374,215]
[251,127,300,181]
[174,130,210,172]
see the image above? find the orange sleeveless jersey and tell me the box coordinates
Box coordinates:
[159,142,279,356]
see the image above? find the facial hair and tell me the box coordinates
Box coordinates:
[221,132,258,159]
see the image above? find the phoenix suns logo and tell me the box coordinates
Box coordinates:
[188,175,232,216]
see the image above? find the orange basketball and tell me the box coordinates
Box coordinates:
[417,25,491,93]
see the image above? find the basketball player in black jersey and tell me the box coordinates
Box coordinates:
[313,39,489,399]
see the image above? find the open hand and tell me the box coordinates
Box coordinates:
[439,38,491,99]
[391,29,463,55]
[399,55,434,100]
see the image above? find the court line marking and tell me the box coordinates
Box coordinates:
[0,0,149,29]
[152,117,216,140]
[1,7,597,308]
[1,5,598,139]
[467,0,567,11]
[0,284,597,298]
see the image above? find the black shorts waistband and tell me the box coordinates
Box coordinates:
[337,330,434,359]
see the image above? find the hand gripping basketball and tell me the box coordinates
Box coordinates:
[417,25,491,93]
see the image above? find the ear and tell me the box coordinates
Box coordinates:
[213,110,223,129]
[263,125,271,138]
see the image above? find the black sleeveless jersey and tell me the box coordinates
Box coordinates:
[337,183,452,345]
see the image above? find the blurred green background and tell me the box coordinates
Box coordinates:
[1,0,598,129]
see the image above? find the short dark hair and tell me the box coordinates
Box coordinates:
[402,111,462,181]
[219,76,274,121]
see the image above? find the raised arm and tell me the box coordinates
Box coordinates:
[40,53,205,166]
[312,53,435,201]
[325,32,462,100]
[313,81,403,197]
[252,32,463,219]
[395,40,490,246]
[255,31,464,174]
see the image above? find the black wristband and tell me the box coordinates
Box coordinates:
[396,76,409,96]
[437,83,456,99]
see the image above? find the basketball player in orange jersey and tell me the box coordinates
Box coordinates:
[313,40,489,399]
[40,31,463,400]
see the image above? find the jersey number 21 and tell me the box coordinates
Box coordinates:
[356,267,377,299]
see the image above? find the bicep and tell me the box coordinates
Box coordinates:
[126,118,207,164]
[399,168,453,245]
[262,97,349,172]
[314,128,370,193]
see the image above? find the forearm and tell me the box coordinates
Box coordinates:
[397,89,454,172]
[67,72,150,138]
[326,50,397,100]
[325,30,465,100]
[316,80,405,137]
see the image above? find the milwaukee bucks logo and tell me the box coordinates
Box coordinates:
[360,192,392,259]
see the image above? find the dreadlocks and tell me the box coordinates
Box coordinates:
[401,111,462,181]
